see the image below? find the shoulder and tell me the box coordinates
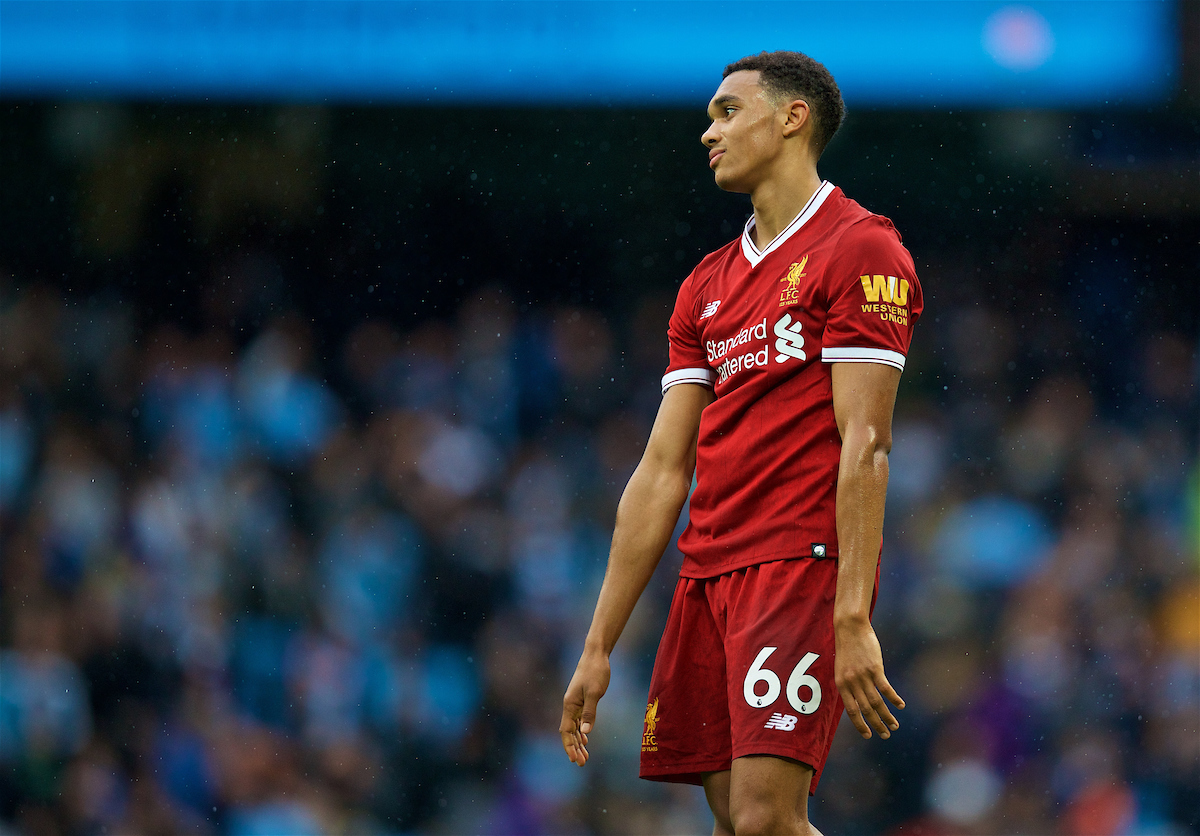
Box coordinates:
[824,208,913,276]
[817,197,918,304]
[697,235,742,272]
[832,207,904,251]
[818,188,900,242]
[684,235,742,294]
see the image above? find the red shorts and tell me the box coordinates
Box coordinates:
[639,557,877,794]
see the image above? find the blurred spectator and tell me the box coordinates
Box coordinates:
[0,259,1196,835]
[0,600,92,764]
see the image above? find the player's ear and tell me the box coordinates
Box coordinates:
[780,98,811,139]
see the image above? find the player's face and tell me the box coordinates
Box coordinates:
[701,71,784,193]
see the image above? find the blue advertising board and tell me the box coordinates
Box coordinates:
[0,1,1178,105]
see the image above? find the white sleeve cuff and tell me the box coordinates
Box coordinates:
[661,367,717,393]
[821,347,906,371]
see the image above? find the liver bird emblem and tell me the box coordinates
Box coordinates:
[781,255,809,292]
[644,698,659,736]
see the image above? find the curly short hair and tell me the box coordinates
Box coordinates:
[723,51,845,158]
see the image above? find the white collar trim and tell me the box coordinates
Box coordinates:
[740,181,835,268]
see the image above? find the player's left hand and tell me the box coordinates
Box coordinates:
[833,617,904,740]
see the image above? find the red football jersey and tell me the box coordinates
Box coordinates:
[663,182,922,578]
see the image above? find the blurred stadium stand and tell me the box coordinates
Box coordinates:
[1,2,1198,834]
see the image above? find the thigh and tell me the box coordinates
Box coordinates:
[639,576,732,785]
[722,559,844,795]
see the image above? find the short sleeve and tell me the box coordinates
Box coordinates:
[662,272,717,393]
[822,217,922,372]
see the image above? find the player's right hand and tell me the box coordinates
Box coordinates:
[559,649,611,766]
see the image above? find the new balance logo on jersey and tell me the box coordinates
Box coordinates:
[764,713,798,731]
[773,314,806,363]
[700,300,721,319]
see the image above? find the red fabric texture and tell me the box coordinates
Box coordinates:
[639,557,879,794]
[663,184,922,578]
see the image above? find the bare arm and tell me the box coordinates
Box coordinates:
[830,361,906,740]
[560,382,714,766]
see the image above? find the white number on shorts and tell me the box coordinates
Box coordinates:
[786,652,822,715]
[743,646,782,708]
[743,648,823,714]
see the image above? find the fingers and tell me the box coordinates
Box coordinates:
[560,694,595,767]
[580,693,600,737]
[569,729,590,766]
[560,699,587,765]
[560,718,589,765]
[842,697,873,739]
[570,696,599,766]
[560,653,610,767]
[841,674,904,740]
[852,686,896,738]
[866,691,898,737]
[878,674,906,712]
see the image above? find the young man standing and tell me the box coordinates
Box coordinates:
[560,51,922,835]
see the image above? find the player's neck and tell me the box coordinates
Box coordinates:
[748,168,824,249]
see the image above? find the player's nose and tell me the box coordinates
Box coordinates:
[701,122,720,147]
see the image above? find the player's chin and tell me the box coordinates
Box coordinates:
[712,169,750,195]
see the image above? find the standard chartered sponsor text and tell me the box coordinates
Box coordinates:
[706,316,810,384]
[708,318,769,384]
[716,346,769,383]
[707,318,768,363]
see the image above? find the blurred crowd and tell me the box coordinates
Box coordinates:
[0,254,1196,835]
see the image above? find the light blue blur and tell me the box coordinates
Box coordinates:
[0,0,1178,105]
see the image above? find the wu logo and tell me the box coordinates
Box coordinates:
[773,314,806,363]
[764,713,798,731]
[859,274,909,306]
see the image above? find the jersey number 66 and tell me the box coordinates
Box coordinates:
[743,647,822,714]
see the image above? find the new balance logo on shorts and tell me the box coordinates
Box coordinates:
[700,300,721,319]
[764,712,798,731]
